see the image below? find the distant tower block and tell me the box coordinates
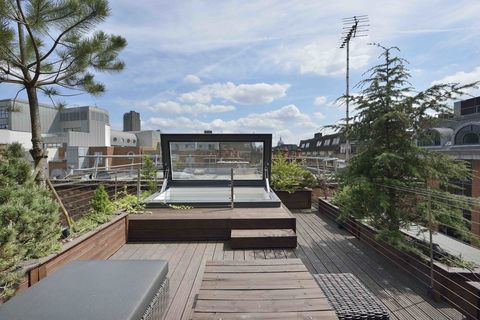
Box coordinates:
[123,110,141,132]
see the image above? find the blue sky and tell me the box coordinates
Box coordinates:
[2,0,480,144]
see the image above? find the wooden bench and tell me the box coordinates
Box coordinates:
[192,258,337,319]
[0,260,169,320]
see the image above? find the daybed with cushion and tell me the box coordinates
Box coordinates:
[0,260,169,320]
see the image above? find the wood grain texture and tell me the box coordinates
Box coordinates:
[107,210,463,320]
[192,259,336,319]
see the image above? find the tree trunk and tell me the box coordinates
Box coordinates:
[26,85,46,183]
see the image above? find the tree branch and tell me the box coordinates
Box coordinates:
[16,0,41,83]
[26,12,96,69]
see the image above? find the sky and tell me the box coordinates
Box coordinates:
[2,0,480,144]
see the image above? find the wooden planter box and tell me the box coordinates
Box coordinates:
[275,189,312,209]
[8,213,128,301]
[317,198,480,320]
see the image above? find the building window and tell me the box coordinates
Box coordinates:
[44,143,62,148]
[332,137,340,145]
[0,108,8,118]
[463,133,479,144]
[63,127,81,132]
[455,124,480,145]
[305,142,310,148]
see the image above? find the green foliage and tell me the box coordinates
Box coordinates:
[167,204,194,210]
[141,156,158,194]
[0,144,61,299]
[271,156,317,193]
[72,184,113,235]
[114,187,147,214]
[89,184,114,215]
[0,0,126,181]
[334,44,477,243]
[0,0,127,98]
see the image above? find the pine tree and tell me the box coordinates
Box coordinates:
[335,44,478,245]
[0,0,127,182]
[0,143,61,299]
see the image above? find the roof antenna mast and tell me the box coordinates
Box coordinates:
[339,15,369,160]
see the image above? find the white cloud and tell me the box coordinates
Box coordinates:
[123,99,235,115]
[273,40,371,76]
[314,112,325,119]
[432,66,480,96]
[183,74,202,84]
[150,101,235,115]
[314,96,327,106]
[180,82,290,105]
[432,66,480,85]
[143,104,317,143]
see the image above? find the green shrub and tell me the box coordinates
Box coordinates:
[0,144,61,299]
[72,184,114,236]
[141,155,157,194]
[270,156,317,193]
[114,188,147,214]
[89,184,114,215]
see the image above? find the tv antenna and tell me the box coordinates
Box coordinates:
[339,15,369,160]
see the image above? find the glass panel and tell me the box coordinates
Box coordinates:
[170,141,264,180]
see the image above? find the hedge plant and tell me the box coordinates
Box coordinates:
[0,144,61,300]
[270,156,317,193]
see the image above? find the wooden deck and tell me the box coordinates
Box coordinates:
[192,259,337,319]
[110,211,465,320]
[128,206,297,248]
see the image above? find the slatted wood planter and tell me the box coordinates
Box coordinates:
[12,213,128,299]
[317,198,480,320]
[274,188,312,209]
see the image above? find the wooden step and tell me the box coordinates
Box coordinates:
[230,229,297,249]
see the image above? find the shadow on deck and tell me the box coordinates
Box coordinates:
[109,210,465,320]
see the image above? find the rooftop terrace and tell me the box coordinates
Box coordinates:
[110,210,464,320]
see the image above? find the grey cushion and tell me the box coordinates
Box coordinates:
[0,260,168,320]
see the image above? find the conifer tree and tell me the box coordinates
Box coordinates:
[335,44,478,245]
[0,143,60,299]
[0,0,127,182]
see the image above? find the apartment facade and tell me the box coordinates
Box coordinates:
[419,96,480,237]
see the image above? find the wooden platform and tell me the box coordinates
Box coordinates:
[230,229,296,249]
[128,206,297,248]
[110,211,464,320]
[192,259,337,319]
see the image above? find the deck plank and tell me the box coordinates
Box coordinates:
[193,259,336,318]
[108,211,463,320]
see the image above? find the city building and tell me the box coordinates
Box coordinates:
[299,132,355,158]
[418,96,480,237]
[123,110,141,132]
[272,136,300,157]
[0,98,160,178]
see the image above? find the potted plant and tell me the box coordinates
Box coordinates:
[270,156,317,209]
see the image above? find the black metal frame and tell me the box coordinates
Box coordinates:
[161,133,272,187]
